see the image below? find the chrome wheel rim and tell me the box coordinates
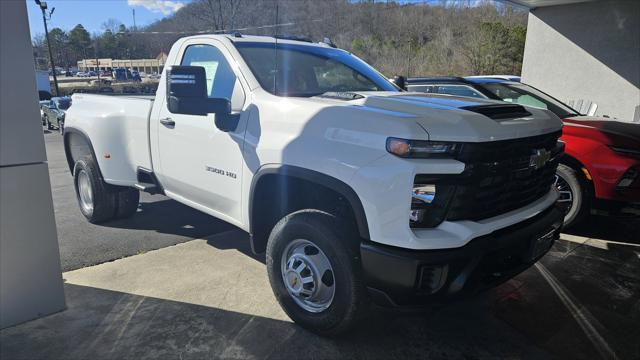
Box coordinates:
[281,239,335,313]
[554,174,574,214]
[77,169,94,213]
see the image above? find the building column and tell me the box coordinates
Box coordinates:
[0,1,65,329]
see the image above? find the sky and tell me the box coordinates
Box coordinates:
[27,0,191,38]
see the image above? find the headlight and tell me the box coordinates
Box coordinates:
[387,137,460,158]
[410,179,456,228]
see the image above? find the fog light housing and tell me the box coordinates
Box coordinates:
[617,167,639,188]
[410,181,455,228]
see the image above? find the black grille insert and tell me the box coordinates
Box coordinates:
[414,131,562,223]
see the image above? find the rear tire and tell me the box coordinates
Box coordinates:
[266,210,368,336]
[73,155,117,223]
[555,163,590,228]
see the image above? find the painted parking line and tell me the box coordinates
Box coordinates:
[560,234,640,250]
[535,262,617,360]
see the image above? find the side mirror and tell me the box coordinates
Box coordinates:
[166,66,239,132]
[391,75,407,91]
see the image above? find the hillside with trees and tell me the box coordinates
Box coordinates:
[33,0,528,77]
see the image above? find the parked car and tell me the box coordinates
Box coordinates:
[75,71,87,77]
[63,34,564,335]
[89,78,112,86]
[466,75,521,82]
[39,100,49,125]
[42,96,71,134]
[406,76,640,227]
[130,70,142,82]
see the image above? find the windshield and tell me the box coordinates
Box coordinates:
[481,82,579,118]
[56,99,71,110]
[235,42,397,97]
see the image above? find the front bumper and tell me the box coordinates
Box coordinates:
[360,204,564,306]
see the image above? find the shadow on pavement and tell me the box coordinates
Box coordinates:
[204,229,266,264]
[563,214,639,244]
[1,284,550,360]
[101,198,235,239]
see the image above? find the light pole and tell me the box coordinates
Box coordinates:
[34,0,60,96]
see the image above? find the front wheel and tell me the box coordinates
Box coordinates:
[266,210,368,336]
[45,115,53,130]
[555,163,590,228]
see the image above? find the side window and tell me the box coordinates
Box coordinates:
[407,85,438,93]
[180,44,244,109]
[435,85,485,99]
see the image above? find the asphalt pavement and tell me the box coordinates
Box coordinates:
[44,129,235,271]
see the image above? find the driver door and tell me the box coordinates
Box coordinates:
[156,40,248,225]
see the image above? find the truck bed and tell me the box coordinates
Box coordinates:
[65,93,155,186]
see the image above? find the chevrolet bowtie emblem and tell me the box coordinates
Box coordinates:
[529,149,551,170]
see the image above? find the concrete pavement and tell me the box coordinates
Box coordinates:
[2,226,639,359]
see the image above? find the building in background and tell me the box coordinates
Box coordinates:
[77,52,167,74]
[516,0,640,122]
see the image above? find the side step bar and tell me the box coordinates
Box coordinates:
[134,167,163,195]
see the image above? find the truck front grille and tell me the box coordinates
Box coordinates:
[449,131,562,221]
[415,131,563,224]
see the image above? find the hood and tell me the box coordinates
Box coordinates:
[347,92,563,142]
[564,116,640,143]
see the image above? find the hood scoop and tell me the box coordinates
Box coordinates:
[461,104,532,120]
[316,92,364,101]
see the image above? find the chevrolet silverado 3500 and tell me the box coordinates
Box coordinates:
[64,34,564,335]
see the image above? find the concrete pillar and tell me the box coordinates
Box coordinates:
[0,1,65,329]
[521,0,639,121]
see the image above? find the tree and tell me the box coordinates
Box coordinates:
[42,27,71,70]
[97,29,117,58]
[68,24,91,60]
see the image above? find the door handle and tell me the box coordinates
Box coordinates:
[160,117,175,126]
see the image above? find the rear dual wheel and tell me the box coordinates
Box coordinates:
[74,155,139,223]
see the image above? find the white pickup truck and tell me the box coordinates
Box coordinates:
[64,34,565,335]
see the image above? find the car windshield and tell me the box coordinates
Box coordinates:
[481,82,580,118]
[235,42,397,97]
[56,99,71,110]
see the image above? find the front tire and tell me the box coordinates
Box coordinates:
[555,163,590,228]
[266,210,368,336]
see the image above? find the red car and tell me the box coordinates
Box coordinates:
[406,76,640,227]
[559,117,639,225]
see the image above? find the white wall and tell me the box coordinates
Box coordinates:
[0,1,65,329]
[521,0,640,122]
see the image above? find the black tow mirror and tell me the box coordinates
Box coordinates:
[166,66,239,132]
[391,75,407,91]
